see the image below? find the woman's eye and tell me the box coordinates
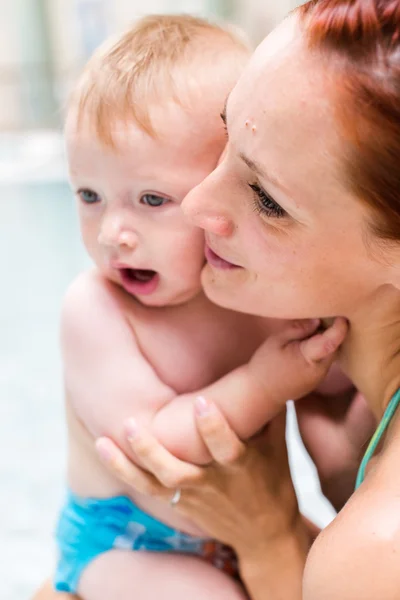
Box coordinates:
[248,183,286,219]
[77,189,100,204]
[141,194,170,207]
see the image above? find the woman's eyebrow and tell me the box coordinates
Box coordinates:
[239,152,267,179]
[239,151,287,192]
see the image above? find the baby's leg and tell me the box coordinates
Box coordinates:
[31,580,77,600]
[78,550,247,600]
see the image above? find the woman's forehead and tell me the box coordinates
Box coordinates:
[229,17,331,123]
[227,18,344,197]
[252,14,301,67]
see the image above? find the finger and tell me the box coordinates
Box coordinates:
[194,397,246,465]
[278,318,320,344]
[124,420,203,488]
[95,437,166,496]
[299,316,348,364]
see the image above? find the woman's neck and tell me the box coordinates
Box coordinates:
[339,285,400,418]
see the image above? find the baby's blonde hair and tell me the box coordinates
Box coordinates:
[70,14,250,146]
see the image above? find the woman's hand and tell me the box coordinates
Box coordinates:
[96,399,311,599]
[96,398,309,558]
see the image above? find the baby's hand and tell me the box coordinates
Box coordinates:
[249,317,348,406]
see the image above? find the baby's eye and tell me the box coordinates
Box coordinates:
[77,188,100,204]
[140,193,170,207]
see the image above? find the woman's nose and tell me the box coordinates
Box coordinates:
[98,213,138,250]
[182,172,234,237]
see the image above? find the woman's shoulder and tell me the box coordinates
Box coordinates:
[304,457,400,600]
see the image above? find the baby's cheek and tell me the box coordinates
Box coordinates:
[79,217,97,244]
[80,230,96,258]
[181,252,205,281]
[171,250,204,289]
[166,228,204,276]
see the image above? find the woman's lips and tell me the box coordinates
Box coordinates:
[204,245,241,270]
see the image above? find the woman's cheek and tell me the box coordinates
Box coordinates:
[217,144,228,166]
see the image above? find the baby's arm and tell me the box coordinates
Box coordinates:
[61,272,176,463]
[66,272,346,468]
[150,318,348,463]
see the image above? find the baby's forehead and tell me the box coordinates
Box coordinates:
[66,87,226,153]
[66,105,224,177]
[68,50,248,149]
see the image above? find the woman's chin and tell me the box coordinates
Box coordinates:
[201,263,251,313]
[201,263,307,319]
[201,263,232,305]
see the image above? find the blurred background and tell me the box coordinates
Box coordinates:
[0,0,299,133]
[0,1,335,599]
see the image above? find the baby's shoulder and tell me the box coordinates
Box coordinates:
[61,270,136,344]
[63,269,124,310]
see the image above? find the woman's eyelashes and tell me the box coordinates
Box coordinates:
[220,111,228,138]
[140,193,170,207]
[248,183,286,218]
[77,188,101,204]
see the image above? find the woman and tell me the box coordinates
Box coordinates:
[35,0,400,597]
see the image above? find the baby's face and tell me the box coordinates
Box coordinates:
[65,101,226,307]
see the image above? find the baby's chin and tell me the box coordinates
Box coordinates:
[138,284,203,308]
[167,284,204,307]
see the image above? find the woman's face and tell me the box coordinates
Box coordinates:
[183,17,385,320]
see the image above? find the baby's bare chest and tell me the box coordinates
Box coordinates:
[128,305,265,394]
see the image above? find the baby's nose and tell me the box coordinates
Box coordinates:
[116,230,138,249]
[98,216,138,250]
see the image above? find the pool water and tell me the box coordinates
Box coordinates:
[1,179,334,599]
[1,181,89,598]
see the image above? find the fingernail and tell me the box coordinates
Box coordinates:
[96,438,112,463]
[308,318,320,330]
[125,418,139,440]
[195,396,211,416]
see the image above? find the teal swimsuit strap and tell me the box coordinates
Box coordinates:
[355,387,400,490]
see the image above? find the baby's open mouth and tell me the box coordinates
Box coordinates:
[119,268,160,296]
[122,268,157,283]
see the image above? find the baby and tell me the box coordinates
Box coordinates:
[55,14,346,600]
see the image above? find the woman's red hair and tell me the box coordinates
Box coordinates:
[297,0,400,241]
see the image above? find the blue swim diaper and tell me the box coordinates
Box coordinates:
[54,491,208,594]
